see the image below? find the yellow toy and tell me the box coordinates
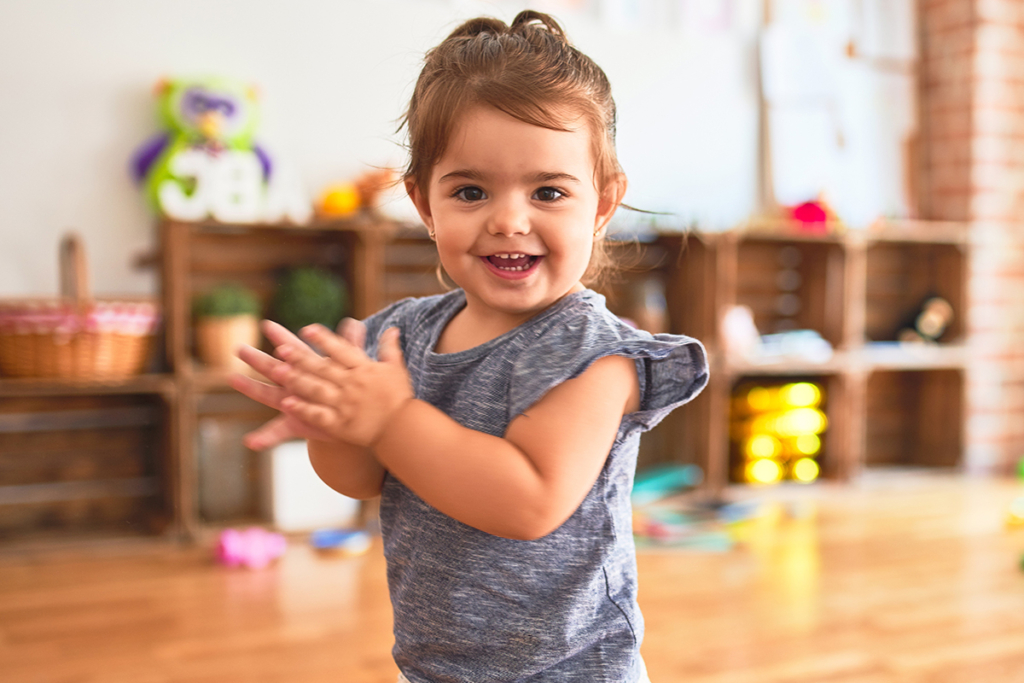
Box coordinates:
[316,168,396,218]
[318,183,361,217]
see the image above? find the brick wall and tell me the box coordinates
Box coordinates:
[920,0,1024,473]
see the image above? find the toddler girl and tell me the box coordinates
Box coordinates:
[234,11,708,682]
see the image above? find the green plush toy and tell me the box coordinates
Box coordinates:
[131,77,310,224]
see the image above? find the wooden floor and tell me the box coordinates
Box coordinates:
[2,472,1024,682]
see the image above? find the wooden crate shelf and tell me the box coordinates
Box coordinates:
[0,214,971,539]
[0,374,175,398]
[0,392,171,537]
[159,215,396,538]
[615,223,970,492]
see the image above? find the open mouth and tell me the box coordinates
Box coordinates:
[485,253,540,272]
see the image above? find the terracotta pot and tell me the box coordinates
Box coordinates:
[195,315,259,372]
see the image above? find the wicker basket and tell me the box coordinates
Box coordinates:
[0,233,160,380]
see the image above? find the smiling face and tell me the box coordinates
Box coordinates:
[407,105,624,331]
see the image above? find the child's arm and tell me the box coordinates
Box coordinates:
[231,322,386,500]
[279,325,639,540]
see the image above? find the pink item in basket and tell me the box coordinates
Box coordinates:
[0,301,159,336]
[215,527,287,569]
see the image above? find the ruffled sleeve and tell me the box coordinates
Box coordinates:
[508,298,708,432]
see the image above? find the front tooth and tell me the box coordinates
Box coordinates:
[497,253,509,259]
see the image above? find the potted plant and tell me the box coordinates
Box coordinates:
[270,267,348,334]
[192,282,262,371]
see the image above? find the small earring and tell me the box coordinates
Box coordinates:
[428,228,436,240]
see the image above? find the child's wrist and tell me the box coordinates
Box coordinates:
[370,395,417,451]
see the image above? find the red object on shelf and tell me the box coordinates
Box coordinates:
[790,201,829,233]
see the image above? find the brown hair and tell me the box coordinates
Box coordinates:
[400,11,625,286]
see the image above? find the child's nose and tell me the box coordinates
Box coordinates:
[487,197,531,236]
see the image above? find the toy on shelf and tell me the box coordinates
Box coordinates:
[318,183,361,218]
[316,168,397,219]
[215,527,287,569]
[355,168,397,209]
[131,76,311,224]
[896,296,954,344]
[730,381,826,484]
[789,200,830,234]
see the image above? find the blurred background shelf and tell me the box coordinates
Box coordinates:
[0,217,972,539]
[722,352,850,377]
[598,223,970,494]
[857,342,967,371]
[0,374,175,398]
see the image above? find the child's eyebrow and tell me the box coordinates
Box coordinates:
[437,169,582,184]
[437,169,484,183]
[532,172,582,185]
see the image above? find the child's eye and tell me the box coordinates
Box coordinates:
[533,187,566,202]
[452,186,486,202]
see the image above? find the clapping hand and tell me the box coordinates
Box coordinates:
[272,323,414,448]
[231,318,367,451]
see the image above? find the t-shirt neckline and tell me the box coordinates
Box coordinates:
[425,289,598,365]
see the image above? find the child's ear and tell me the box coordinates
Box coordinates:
[594,174,628,238]
[405,177,435,238]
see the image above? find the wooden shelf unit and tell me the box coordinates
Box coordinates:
[0,215,970,540]
[0,381,175,538]
[159,215,397,538]
[604,221,970,493]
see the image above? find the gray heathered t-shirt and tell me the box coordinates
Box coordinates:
[361,288,708,683]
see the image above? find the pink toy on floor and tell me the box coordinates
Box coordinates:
[215,527,287,569]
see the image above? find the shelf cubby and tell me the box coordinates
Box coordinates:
[735,237,846,344]
[865,369,963,469]
[0,392,170,537]
[864,240,966,344]
[726,374,837,484]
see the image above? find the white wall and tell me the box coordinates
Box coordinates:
[0,0,760,297]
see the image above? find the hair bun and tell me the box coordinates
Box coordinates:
[511,10,568,41]
[447,12,568,43]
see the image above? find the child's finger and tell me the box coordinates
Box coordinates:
[262,319,303,348]
[230,373,288,410]
[276,364,343,407]
[378,327,406,367]
[279,341,349,387]
[243,415,297,451]
[281,396,342,435]
[338,317,367,349]
[237,344,286,381]
[300,324,370,369]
